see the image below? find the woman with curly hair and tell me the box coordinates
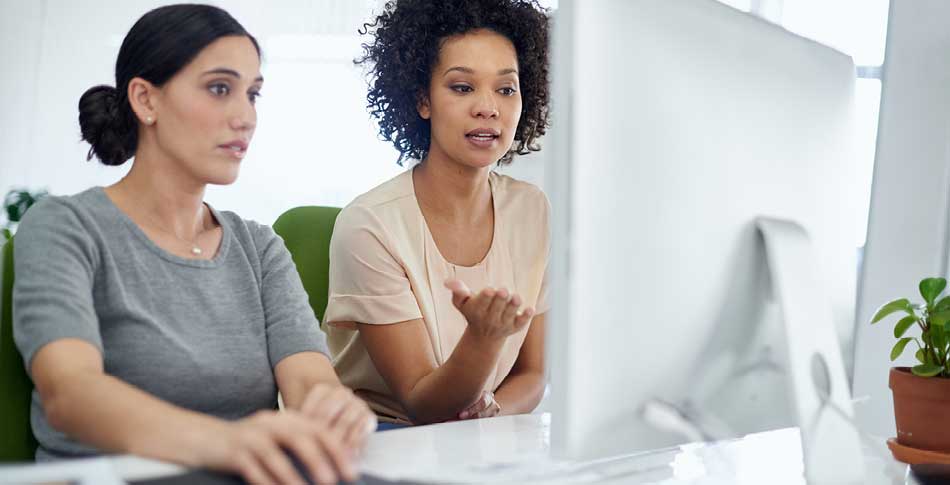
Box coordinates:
[324,0,551,427]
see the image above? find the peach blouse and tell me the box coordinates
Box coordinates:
[324,169,550,423]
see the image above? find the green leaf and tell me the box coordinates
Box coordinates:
[892,338,913,361]
[932,310,950,329]
[916,348,928,364]
[913,364,944,377]
[936,296,950,313]
[871,298,913,324]
[921,278,948,307]
[894,316,918,338]
[932,325,948,351]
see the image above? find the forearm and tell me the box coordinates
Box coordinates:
[277,352,341,411]
[494,370,545,415]
[44,372,226,466]
[405,328,505,423]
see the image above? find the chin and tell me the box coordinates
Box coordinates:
[204,169,241,186]
[460,150,507,168]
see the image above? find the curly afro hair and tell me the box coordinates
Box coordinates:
[356,0,550,165]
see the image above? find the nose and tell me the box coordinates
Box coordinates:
[472,92,499,119]
[229,99,257,132]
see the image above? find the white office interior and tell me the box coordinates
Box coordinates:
[2,0,949,483]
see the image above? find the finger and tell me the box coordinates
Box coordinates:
[514,307,535,331]
[485,288,512,321]
[256,439,307,485]
[235,451,275,485]
[348,413,377,453]
[335,400,371,447]
[458,401,479,419]
[500,293,522,325]
[314,427,359,483]
[284,430,337,485]
[322,388,354,424]
[459,392,491,419]
[444,279,472,309]
[480,400,501,418]
[468,287,497,317]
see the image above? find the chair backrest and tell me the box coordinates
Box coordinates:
[272,206,342,326]
[0,237,38,461]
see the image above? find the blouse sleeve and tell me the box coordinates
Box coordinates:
[324,206,422,327]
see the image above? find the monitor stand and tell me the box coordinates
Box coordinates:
[755,217,865,484]
[642,217,866,484]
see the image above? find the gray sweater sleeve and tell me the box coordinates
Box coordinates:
[250,221,330,367]
[13,197,102,372]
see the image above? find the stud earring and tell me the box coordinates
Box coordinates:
[145,116,153,125]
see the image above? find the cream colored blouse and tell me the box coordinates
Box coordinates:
[324,168,550,423]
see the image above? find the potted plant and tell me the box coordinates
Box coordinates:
[2,188,48,240]
[872,277,950,460]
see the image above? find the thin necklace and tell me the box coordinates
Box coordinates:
[139,207,207,256]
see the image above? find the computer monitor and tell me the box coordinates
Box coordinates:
[546,0,866,479]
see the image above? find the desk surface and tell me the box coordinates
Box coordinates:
[1,413,917,484]
[109,413,913,484]
[358,413,911,484]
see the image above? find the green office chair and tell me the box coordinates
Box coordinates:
[273,206,342,326]
[0,237,38,461]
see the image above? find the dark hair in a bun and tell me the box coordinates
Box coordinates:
[79,4,260,166]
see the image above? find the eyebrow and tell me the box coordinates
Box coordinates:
[442,66,519,77]
[202,67,264,83]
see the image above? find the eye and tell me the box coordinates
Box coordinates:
[499,87,517,96]
[248,90,262,104]
[451,84,473,94]
[209,83,230,96]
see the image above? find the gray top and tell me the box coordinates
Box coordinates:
[13,187,329,460]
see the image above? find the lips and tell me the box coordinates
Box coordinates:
[218,139,249,158]
[465,128,500,142]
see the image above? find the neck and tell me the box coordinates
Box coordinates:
[107,143,209,238]
[414,148,493,222]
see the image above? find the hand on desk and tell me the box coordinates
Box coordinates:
[458,390,501,420]
[300,383,378,450]
[204,409,356,485]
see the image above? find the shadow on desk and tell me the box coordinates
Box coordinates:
[132,469,422,485]
[910,464,950,485]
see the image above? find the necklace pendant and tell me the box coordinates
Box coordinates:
[191,246,203,255]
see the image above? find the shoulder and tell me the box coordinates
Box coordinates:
[345,169,415,212]
[335,170,417,238]
[215,209,280,256]
[16,188,105,240]
[491,172,550,219]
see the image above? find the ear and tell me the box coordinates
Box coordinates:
[416,93,431,120]
[127,77,159,125]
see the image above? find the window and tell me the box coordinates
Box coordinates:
[715,0,890,247]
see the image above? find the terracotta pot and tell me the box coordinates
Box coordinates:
[890,367,950,452]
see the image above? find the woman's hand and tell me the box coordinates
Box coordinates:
[300,383,378,450]
[444,279,534,341]
[201,409,356,485]
[457,390,501,420]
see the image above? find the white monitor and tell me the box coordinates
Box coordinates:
[546,0,867,477]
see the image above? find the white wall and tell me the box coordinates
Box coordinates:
[853,0,950,438]
[0,0,547,225]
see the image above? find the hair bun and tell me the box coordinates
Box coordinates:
[78,85,136,166]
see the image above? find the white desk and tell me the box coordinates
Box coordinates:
[358,414,912,484]
[1,414,919,484]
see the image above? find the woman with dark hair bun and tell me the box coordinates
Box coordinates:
[13,5,373,484]
[324,0,552,427]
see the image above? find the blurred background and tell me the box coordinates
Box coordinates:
[0,0,886,237]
